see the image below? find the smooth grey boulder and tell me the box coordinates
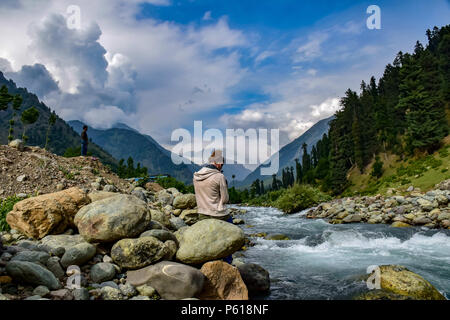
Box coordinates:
[173,194,196,210]
[46,257,65,279]
[176,219,245,264]
[237,263,270,296]
[126,261,205,300]
[11,251,50,265]
[74,194,150,243]
[90,262,116,283]
[6,261,61,290]
[40,234,88,251]
[60,243,96,268]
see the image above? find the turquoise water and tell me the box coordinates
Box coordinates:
[234,206,450,300]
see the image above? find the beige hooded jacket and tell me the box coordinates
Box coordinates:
[193,166,229,217]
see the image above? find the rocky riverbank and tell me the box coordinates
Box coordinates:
[306,181,450,229]
[0,176,269,300]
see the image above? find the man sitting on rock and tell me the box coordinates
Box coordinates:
[193,149,230,221]
[193,149,232,263]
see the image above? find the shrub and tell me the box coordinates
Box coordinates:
[274,184,331,214]
[371,156,384,178]
[0,196,22,232]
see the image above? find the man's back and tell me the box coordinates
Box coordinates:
[193,165,229,217]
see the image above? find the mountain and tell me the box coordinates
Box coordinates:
[0,72,118,169]
[236,116,334,188]
[69,120,202,184]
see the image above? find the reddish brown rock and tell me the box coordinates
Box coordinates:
[145,182,164,193]
[6,187,90,239]
[198,261,248,300]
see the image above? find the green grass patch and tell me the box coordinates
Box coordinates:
[0,196,22,232]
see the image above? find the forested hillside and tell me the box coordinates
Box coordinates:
[299,25,450,195]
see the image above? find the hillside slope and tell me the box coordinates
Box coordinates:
[237,116,333,188]
[0,72,118,169]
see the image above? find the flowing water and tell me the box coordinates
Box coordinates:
[233,205,450,300]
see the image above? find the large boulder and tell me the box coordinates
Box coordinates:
[74,194,150,243]
[376,265,445,300]
[237,263,270,296]
[156,190,174,206]
[6,188,90,239]
[110,237,169,269]
[176,220,245,264]
[198,261,248,300]
[150,209,171,229]
[6,261,61,290]
[60,243,97,268]
[173,194,197,210]
[40,234,88,250]
[126,261,205,300]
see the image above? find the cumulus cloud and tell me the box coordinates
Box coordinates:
[5,63,59,97]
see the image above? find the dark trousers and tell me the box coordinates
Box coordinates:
[81,141,88,156]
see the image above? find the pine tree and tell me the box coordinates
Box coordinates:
[21,106,39,143]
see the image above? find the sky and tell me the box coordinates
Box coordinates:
[0,0,449,163]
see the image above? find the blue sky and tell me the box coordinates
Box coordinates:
[0,0,449,155]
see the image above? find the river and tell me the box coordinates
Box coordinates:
[233,205,450,300]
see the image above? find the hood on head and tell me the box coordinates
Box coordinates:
[193,166,220,181]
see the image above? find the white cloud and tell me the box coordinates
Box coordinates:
[293,32,328,62]
[202,11,212,21]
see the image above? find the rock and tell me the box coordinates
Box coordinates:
[60,243,96,268]
[391,221,412,228]
[46,257,65,279]
[198,261,248,300]
[437,211,450,221]
[87,191,118,203]
[11,251,50,265]
[24,295,46,300]
[237,263,270,296]
[6,188,91,239]
[343,214,362,223]
[170,216,187,230]
[442,220,450,228]
[407,186,414,192]
[73,288,90,300]
[99,281,119,289]
[412,216,432,225]
[265,234,290,241]
[417,198,437,211]
[0,275,12,284]
[376,265,445,300]
[16,174,27,182]
[100,286,123,300]
[9,139,24,151]
[126,261,205,300]
[50,288,73,300]
[103,185,118,193]
[103,255,113,263]
[74,194,150,243]
[176,219,245,264]
[156,190,174,207]
[173,209,182,216]
[139,229,178,244]
[355,289,414,300]
[40,234,88,251]
[33,285,50,297]
[119,283,137,298]
[150,209,171,229]
[233,219,245,225]
[136,284,157,297]
[131,189,147,202]
[5,261,61,290]
[90,262,116,283]
[173,194,197,210]
[110,237,168,269]
[145,182,164,193]
[179,209,199,225]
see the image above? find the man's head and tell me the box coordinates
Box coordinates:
[208,149,224,171]
[83,125,88,131]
